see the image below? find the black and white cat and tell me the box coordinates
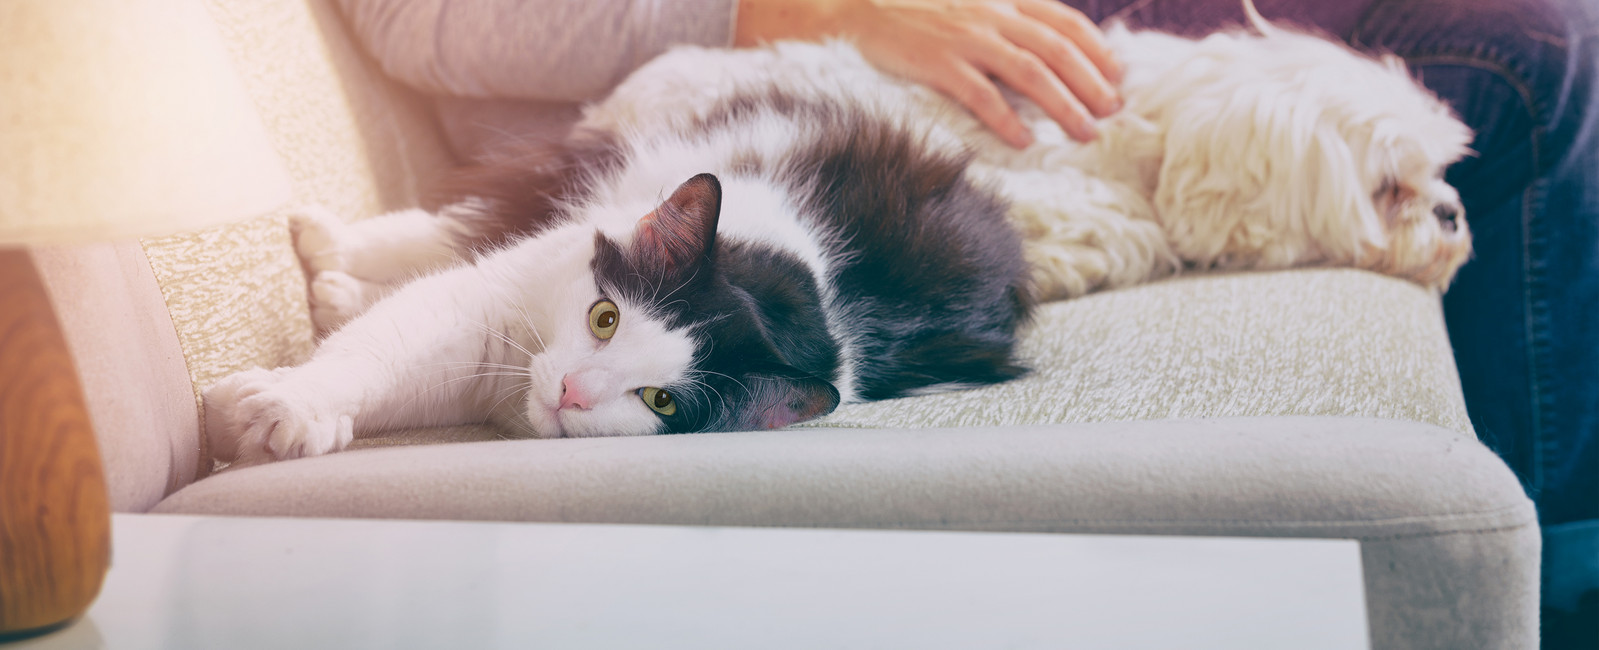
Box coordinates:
[205,57,1034,464]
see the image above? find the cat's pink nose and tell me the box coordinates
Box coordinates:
[559,374,593,411]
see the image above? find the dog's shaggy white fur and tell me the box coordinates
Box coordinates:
[587,10,1474,301]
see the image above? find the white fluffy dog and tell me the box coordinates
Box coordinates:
[581,5,1475,303]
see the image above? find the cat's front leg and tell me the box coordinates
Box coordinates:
[205,326,495,466]
[204,366,357,466]
[290,205,477,331]
[206,258,531,465]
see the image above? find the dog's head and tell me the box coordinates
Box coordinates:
[1147,27,1474,289]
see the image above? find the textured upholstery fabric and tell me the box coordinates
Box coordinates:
[808,268,1471,433]
[157,417,1538,649]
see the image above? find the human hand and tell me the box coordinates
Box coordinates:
[735,0,1124,147]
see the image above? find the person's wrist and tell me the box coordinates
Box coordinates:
[734,0,848,46]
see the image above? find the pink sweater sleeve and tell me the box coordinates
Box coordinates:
[336,0,739,101]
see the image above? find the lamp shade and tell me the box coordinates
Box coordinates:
[0,0,293,244]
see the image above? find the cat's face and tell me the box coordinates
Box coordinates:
[522,174,840,438]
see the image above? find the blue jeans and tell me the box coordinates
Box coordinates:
[1066,0,1599,644]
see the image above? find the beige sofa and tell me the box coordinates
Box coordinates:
[31,1,1538,648]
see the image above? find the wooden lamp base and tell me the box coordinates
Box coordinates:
[0,248,112,635]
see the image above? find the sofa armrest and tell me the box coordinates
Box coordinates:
[155,416,1537,649]
[35,242,199,512]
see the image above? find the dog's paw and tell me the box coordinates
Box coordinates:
[308,270,373,332]
[204,367,355,466]
[289,205,353,275]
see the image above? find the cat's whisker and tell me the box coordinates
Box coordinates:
[450,371,534,380]
[472,286,539,359]
[414,360,530,373]
[488,380,533,412]
[470,319,537,361]
[676,341,731,406]
[675,372,728,408]
[504,403,542,439]
[630,271,664,305]
[484,378,534,424]
[687,368,752,398]
[679,379,721,408]
[511,303,548,351]
[389,369,529,417]
[414,372,528,398]
[658,264,703,303]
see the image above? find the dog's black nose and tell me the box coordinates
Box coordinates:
[1433,204,1461,231]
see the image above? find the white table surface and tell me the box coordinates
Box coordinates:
[9,513,1369,649]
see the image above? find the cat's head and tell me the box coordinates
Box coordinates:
[523,173,841,438]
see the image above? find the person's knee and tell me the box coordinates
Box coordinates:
[1354,0,1596,170]
[1351,0,1565,79]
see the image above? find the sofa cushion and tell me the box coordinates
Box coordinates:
[806,267,1471,432]
[155,416,1536,650]
[158,417,1522,535]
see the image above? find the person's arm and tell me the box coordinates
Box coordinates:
[336,0,738,102]
[736,0,1124,145]
[338,0,1121,146]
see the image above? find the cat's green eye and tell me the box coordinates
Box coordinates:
[640,387,676,416]
[588,300,619,340]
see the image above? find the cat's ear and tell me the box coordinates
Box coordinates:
[731,369,841,430]
[634,173,721,276]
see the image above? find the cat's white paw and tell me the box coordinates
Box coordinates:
[289,206,352,275]
[204,367,355,466]
[308,270,373,332]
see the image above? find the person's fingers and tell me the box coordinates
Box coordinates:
[995,13,1120,116]
[931,59,1035,148]
[966,35,1099,142]
[841,0,1121,144]
[1016,0,1123,83]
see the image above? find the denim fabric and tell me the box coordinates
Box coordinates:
[1063,0,1599,643]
